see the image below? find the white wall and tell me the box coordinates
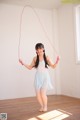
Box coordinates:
[52,9,61,94]
[58,4,80,98]
[1,3,80,100]
[0,3,60,100]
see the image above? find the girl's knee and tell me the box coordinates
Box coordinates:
[40,88,47,95]
[36,89,41,96]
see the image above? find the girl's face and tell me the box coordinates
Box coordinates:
[36,48,44,56]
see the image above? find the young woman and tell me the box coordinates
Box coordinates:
[19,43,59,112]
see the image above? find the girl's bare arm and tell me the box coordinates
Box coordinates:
[47,56,59,69]
[19,57,36,70]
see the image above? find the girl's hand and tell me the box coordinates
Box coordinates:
[55,56,60,64]
[19,59,24,65]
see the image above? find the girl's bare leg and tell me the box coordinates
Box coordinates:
[40,88,48,111]
[36,89,44,111]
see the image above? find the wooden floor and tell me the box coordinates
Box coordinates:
[0,95,80,120]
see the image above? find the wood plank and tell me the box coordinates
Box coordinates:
[0,95,80,120]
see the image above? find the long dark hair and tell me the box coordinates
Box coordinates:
[35,43,49,68]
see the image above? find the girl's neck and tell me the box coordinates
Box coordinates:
[39,54,44,61]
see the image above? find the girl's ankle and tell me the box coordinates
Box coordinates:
[43,106,47,112]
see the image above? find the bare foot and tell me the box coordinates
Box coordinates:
[39,107,43,112]
[43,106,47,112]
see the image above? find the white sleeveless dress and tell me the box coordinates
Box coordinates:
[34,60,53,91]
